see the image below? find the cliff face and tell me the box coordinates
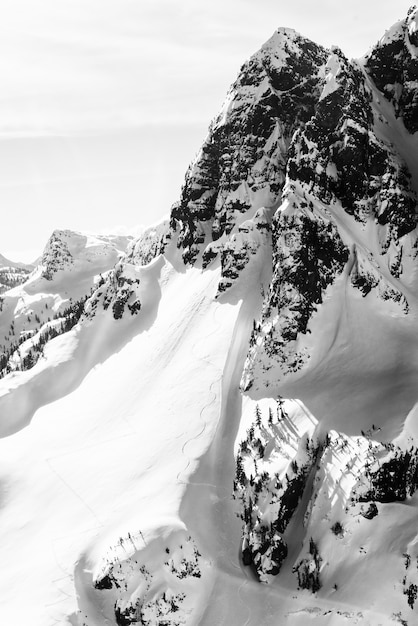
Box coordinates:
[170,29,328,265]
[168,11,418,393]
[243,41,418,390]
[365,6,418,134]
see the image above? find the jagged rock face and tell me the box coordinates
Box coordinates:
[168,14,418,392]
[215,207,273,298]
[365,6,418,134]
[171,29,328,265]
[41,230,74,280]
[85,224,169,321]
[241,46,418,390]
[243,198,350,382]
[288,47,417,243]
[40,229,132,280]
[125,221,169,267]
[86,260,142,320]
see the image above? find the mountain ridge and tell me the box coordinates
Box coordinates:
[1,8,418,626]
[0,252,35,294]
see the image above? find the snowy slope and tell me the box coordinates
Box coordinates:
[2,8,418,626]
[0,252,33,294]
[0,229,131,381]
[0,251,241,625]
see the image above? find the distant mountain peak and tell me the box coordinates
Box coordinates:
[0,253,34,294]
[40,228,133,280]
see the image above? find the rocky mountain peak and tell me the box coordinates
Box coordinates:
[408,5,418,47]
[41,229,74,280]
[40,229,132,281]
[170,29,328,265]
[364,5,418,133]
[164,7,418,397]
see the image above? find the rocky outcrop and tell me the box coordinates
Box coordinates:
[91,530,206,626]
[241,41,418,389]
[287,46,417,245]
[84,223,169,321]
[41,230,74,280]
[86,260,142,320]
[242,193,350,386]
[294,537,322,592]
[215,208,273,298]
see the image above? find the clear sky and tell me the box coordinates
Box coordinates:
[0,0,415,262]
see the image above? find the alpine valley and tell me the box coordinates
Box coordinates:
[2,7,418,626]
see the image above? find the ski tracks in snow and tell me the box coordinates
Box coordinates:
[175,302,223,491]
[179,293,260,625]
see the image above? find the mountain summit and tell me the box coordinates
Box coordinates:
[1,9,418,626]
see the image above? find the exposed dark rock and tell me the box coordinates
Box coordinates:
[294,537,322,592]
[360,502,378,520]
[365,7,418,134]
[41,230,74,280]
[93,574,114,590]
[171,29,328,264]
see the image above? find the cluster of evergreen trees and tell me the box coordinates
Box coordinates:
[0,295,88,378]
[360,444,418,504]
[402,552,418,610]
[0,267,31,294]
[234,401,318,581]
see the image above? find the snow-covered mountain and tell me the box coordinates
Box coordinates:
[0,252,34,294]
[1,8,418,626]
[0,229,131,391]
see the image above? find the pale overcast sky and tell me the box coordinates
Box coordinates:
[0,0,414,261]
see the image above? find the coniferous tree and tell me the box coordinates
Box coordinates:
[255,404,262,427]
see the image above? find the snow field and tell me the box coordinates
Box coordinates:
[0,258,239,625]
